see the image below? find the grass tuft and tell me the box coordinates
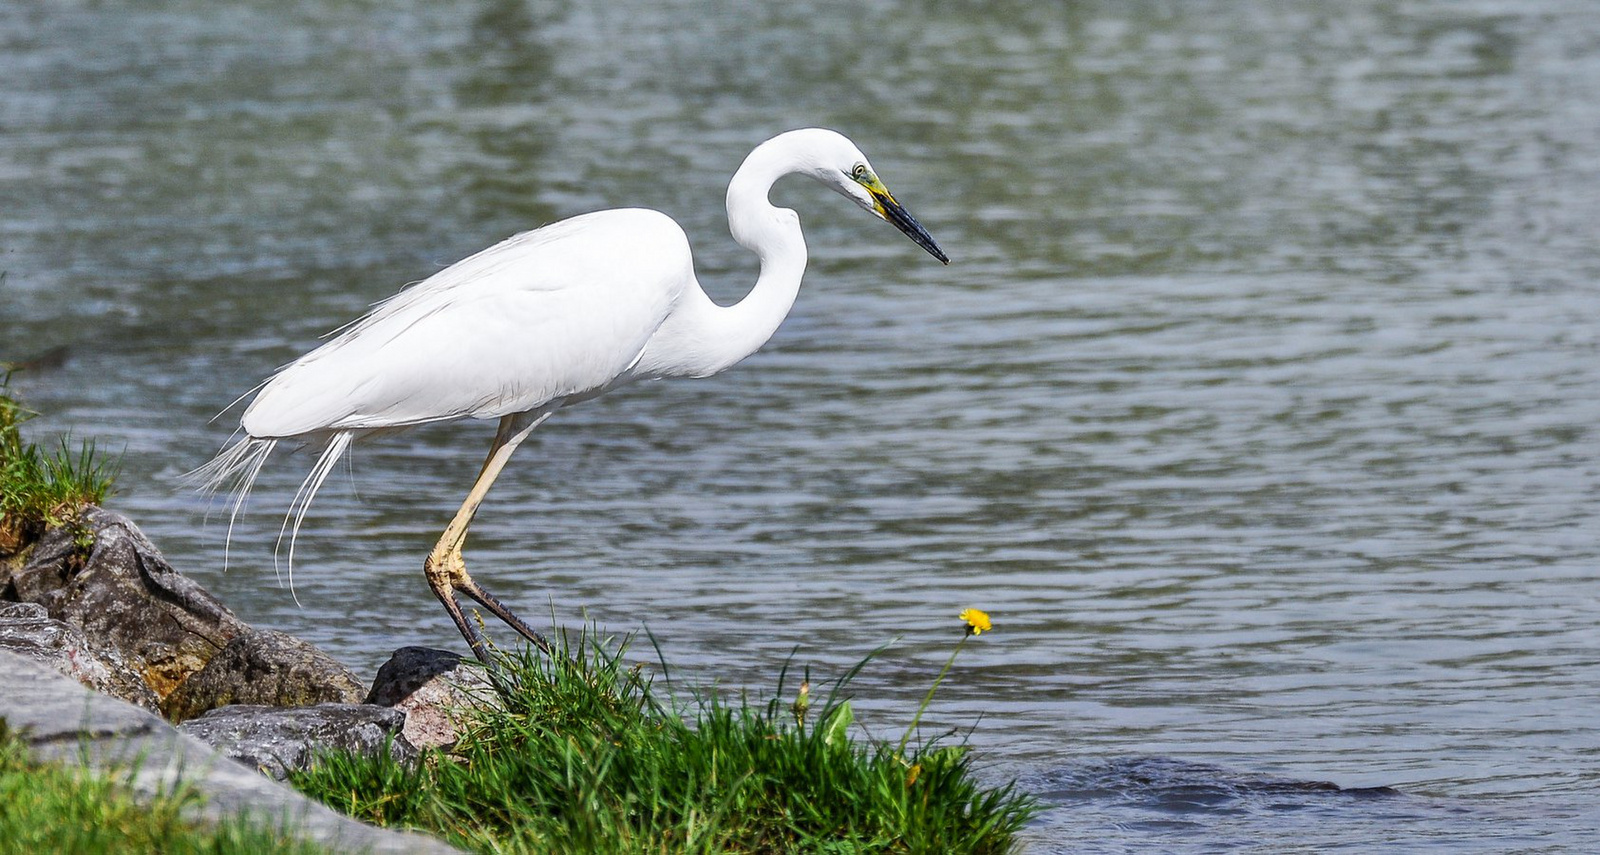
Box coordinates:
[0,372,118,556]
[291,629,1035,853]
[0,720,328,854]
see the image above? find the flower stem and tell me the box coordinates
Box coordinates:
[897,635,968,759]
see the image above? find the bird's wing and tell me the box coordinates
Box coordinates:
[323,217,590,348]
[241,209,693,438]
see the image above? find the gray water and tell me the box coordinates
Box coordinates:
[5,0,1600,850]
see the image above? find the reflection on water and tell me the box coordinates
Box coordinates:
[4,0,1600,849]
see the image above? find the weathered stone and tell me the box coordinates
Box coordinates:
[161,628,366,722]
[366,646,497,750]
[0,601,47,620]
[178,702,418,781]
[0,601,160,712]
[4,506,247,697]
[1,649,459,853]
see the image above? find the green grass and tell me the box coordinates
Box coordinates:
[290,631,1035,854]
[0,721,330,855]
[0,372,117,555]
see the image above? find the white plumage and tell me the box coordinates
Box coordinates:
[244,210,687,436]
[194,128,947,663]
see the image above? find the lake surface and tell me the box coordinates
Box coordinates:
[5,0,1600,849]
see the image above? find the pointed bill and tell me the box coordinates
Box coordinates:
[863,179,949,264]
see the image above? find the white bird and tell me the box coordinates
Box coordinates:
[195,128,947,664]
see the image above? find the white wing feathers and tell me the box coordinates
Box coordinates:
[240,209,693,439]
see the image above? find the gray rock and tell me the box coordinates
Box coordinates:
[367,646,497,750]
[1,648,459,853]
[179,702,418,781]
[0,601,161,712]
[161,628,366,722]
[5,506,248,697]
[0,601,47,620]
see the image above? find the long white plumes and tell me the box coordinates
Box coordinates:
[276,431,352,602]
[186,431,354,603]
[186,435,277,566]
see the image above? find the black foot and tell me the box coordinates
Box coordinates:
[457,578,554,656]
[431,582,500,667]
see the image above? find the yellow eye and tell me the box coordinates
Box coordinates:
[851,164,869,181]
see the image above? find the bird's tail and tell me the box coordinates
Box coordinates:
[185,434,279,572]
[186,431,355,603]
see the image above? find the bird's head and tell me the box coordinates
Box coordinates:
[786,129,950,265]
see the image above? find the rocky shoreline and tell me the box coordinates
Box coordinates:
[0,505,479,851]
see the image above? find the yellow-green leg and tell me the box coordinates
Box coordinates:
[423,411,555,665]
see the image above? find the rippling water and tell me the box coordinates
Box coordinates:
[5,0,1600,849]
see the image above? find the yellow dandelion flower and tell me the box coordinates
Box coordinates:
[959,608,992,636]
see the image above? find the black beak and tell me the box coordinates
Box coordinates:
[876,193,949,265]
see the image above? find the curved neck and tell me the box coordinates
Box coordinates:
[634,135,814,380]
[664,144,809,378]
[706,141,809,369]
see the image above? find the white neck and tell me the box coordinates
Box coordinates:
[642,136,810,379]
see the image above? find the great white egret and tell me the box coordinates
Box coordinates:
[195,128,947,664]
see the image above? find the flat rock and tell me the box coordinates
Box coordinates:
[179,702,418,781]
[0,601,160,712]
[161,628,366,722]
[0,648,458,853]
[366,646,497,750]
[4,506,247,697]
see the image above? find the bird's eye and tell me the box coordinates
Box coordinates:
[851,164,869,181]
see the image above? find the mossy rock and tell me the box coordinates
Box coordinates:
[5,506,247,698]
[162,629,367,723]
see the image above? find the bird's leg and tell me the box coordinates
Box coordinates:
[424,411,556,665]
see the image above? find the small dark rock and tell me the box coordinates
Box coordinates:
[178,702,417,780]
[161,628,366,722]
[367,646,496,750]
[0,601,161,712]
[5,506,248,697]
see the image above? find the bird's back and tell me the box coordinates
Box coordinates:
[241,208,695,439]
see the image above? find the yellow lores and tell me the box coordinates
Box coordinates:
[959,608,992,636]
